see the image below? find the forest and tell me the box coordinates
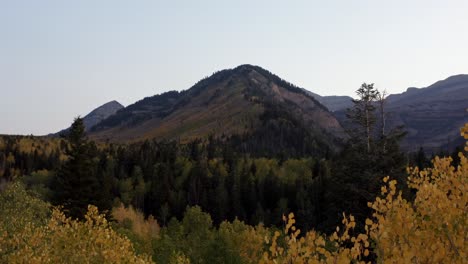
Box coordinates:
[0,84,466,263]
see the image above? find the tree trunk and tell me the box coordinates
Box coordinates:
[378,90,387,154]
[366,103,371,154]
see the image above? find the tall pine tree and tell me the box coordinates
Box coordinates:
[53,118,102,219]
[320,83,406,233]
[346,83,379,154]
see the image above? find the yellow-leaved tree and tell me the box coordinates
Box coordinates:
[0,182,153,264]
[262,123,468,263]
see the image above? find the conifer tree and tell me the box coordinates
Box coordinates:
[346,83,379,154]
[321,83,407,233]
[53,117,101,219]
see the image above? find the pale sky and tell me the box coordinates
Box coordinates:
[1,0,467,135]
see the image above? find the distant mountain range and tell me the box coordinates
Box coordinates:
[310,75,468,153]
[61,66,468,153]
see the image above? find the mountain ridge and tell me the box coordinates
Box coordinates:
[89,64,345,156]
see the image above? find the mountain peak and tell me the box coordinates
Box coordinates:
[90,65,344,145]
[231,64,268,74]
[86,100,124,118]
[234,64,258,70]
[53,100,124,135]
[107,100,124,107]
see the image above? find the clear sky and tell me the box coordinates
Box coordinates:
[1,0,467,135]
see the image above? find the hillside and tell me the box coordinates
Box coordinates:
[302,89,353,112]
[90,65,345,155]
[385,74,468,152]
[331,75,468,152]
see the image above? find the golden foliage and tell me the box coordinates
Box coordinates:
[261,124,468,263]
[113,203,160,240]
[1,136,63,157]
[1,205,154,264]
[112,203,160,255]
[261,212,368,264]
[364,157,467,262]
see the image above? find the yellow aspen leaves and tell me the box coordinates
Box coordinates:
[1,204,153,263]
[261,123,468,263]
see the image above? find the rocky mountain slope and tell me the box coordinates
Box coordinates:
[385,74,468,152]
[90,65,345,154]
[56,100,124,135]
[82,100,124,131]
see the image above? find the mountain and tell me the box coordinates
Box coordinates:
[56,100,124,135]
[302,89,353,112]
[331,74,468,152]
[82,100,124,131]
[385,74,468,152]
[90,65,345,155]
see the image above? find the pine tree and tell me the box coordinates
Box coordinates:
[321,84,408,233]
[377,89,388,153]
[346,83,379,154]
[53,117,100,219]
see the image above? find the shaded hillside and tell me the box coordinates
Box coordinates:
[333,74,468,152]
[385,74,468,152]
[302,89,353,112]
[90,65,345,156]
[55,100,123,135]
